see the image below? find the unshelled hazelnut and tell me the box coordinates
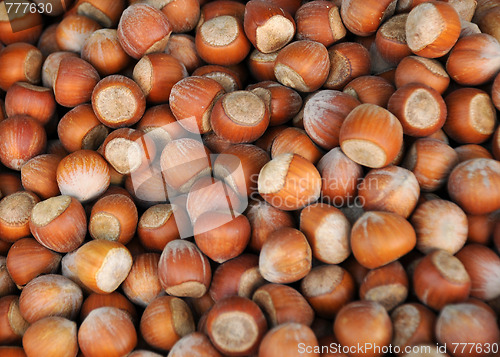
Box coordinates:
[209,254,264,302]
[351,211,416,269]
[253,283,314,327]
[259,227,312,283]
[406,2,461,58]
[300,265,355,319]
[243,0,295,54]
[19,274,82,323]
[0,115,47,171]
[117,4,172,60]
[334,301,393,357]
[258,153,321,211]
[205,296,267,356]
[6,238,61,287]
[79,307,137,357]
[413,250,471,310]
[23,317,78,357]
[274,40,329,92]
[140,296,195,352]
[158,240,211,299]
[339,104,403,168]
[56,150,110,202]
[122,253,164,307]
[0,43,42,91]
[196,15,251,66]
[55,14,101,53]
[0,191,40,243]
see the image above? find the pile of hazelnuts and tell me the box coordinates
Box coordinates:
[0,0,499,356]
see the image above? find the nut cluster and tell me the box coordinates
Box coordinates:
[0,0,499,357]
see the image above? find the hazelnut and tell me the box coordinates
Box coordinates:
[259,227,312,284]
[258,153,321,211]
[351,211,416,269]
[205,296,267,356]
[158,240,211,298]
[117,3,172,59]
[91,75,146,128]
[19,274,82,323]
[243,0,295,54]
[56,150,110,202]
[79,307,137,357]
[339,104,403,168]
[140,296,195,352]
[406,2,461,58]
[334,301,393,357]
[274,40,329,92]
[195,15,251,66]
[413,250,471,310]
